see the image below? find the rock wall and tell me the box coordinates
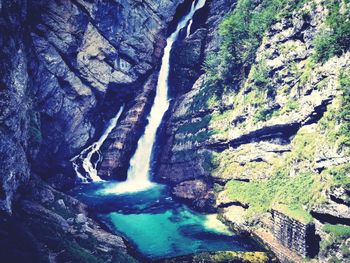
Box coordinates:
[0,0,184,260]
[156,0,350,261]
[156,0,238,210]
[272,210,316,258]
[0,0,185,201]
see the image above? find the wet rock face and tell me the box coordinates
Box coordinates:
[27,0,185,182]
[99,74,158,180]
[4,178,132,262]
[0,0,186,193]
[0,0,31,214]
[169,28,207,96]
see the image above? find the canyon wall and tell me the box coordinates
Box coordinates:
[1,0,349,262]
[0,0,183,261]
[157,0,350,262]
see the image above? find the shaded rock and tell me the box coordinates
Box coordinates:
[312,201,350,225]
[99,74,158,180]
[169,28,207,96]
[75,213,88,224]
[272,209,316,258]
[172,180,215,211]
[330,187,350,206]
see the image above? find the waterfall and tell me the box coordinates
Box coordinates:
[71,105,124,182]
[186,1,196,37]
[105,0,207,194]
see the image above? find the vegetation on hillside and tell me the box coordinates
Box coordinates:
[313,0,350,63]
[223,127,328,222]
[159,251,271,263]
[222,76,350,222]
[203,0,307,91]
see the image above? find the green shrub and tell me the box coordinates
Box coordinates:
[285,100,299,112]
[323,224,350,239]
[325,163,350,191]
[251,59,270,88]
[253,108,275,122]
[336,69,350,150]
[313,0,350,63]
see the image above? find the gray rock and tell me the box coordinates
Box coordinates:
[312,202,350,221]
[75,213,88,224]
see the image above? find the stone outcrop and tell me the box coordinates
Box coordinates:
[172,179,215,211]
[272,210,316,258]
[0,0,186,202]
[156,0,238,210]
[312,201,350,225]
[1,177,135,262]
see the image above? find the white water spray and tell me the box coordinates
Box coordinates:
[105,0,207,194]
[71,105,124,182]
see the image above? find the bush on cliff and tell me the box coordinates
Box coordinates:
[337,69,350,150]
[313,0,350,63]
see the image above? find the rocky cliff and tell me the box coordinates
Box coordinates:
[1,0,350,262]
[0,0,184,261]
[157,0,350,262]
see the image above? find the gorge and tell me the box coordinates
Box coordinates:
[0,0,350,262]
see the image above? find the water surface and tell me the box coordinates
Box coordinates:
[71,182,262,260]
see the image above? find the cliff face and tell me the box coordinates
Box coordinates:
[158,0,350,261]
[1,0,349,261]
[0,0,183,261]
[0,0,185,206]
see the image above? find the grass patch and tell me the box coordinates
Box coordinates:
[225,171,324,221]
[223,127,328,221]
[283,100,300,113]
[160,251,271,263]
[324,163,350,192]
[253,107,280,123]
[336,69,350,150]
[323,224,350,239]
[275,204,313,224]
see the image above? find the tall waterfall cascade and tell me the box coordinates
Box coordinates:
[71,105,125,182]
[106,0,207,194]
